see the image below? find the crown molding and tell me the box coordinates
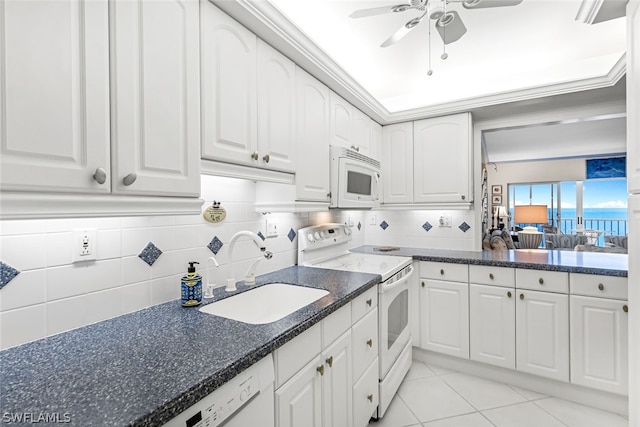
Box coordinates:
[212,0,627,125]
[576,0,606,23]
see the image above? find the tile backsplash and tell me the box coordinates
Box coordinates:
[0,175,474,350]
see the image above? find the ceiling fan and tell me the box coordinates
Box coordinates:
[349,0,523,48]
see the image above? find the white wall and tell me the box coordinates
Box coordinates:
[488,158,586,196]
[0,176,313,350]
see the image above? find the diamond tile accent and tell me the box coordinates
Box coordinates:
[138,242,163,266]
[257,231,266,241]
[459,222,471,233]
[0,261,20,289]
[380,220,389,230]
[287,228,297,242]
[422,221,433,232]
[357,221,362,231]
[207,236,223,255]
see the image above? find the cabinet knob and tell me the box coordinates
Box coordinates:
[367,339,373,348]
[251,151,259,161]
[317,365,325,376]
[489,273,494,280]
[326,356,333,368]
[461,195,466,200]
[598,283,604,291]
[366,298,372,307]
[440,269,445,275]
[623,305,628,313]
[327,192,332,200]
[520,293,525,300]
[93,168,107,184]
[421,281,425,288]
[507,291,512,298]
[367,394,373,402]
[123,173,137,186]
[263,153,270,163]
[538,278,544,285]
[351,145,360,152]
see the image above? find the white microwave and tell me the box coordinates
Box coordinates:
[330,146,381,209]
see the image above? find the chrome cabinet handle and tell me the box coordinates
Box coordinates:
[251,151,259,161]
[93,168,107,184]
[317,365,324,376]
[123,173,137,186]
[263,153,270,163]
[326,356,333,368]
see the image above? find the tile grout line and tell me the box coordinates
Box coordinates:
[528,399,571,427]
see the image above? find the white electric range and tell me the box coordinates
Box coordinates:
[298,223,414,419]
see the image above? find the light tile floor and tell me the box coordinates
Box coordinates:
[369,361,628,427]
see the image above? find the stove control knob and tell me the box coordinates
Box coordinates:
[320,231,326,238]
[307,234,315,242]
[345,228,352,235]
[314,232,321,240]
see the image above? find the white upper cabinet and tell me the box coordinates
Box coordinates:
[352,109,372,158]
[370,120,382,161]
[413,113,472,204]
[256,40,296,173]
[329,91,374,159]
[381,123,414,204]
[295,67,331,202]
[111,0,200,197]
[201,1,257,166]
[0,0,111,193]
[200,3,296,174]
[0,0,201,204]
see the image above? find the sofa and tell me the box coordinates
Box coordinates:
[604,235,628,250]
[545,234,588,250]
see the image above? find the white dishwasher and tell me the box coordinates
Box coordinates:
[164,355,274,427]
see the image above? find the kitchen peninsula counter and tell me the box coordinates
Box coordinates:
[352,246,628,277]
[0,267,379,427]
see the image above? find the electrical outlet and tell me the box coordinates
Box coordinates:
[368,214,377,225]
[72,228,97,263]
[266,219,278,237]
[439,215,452,227]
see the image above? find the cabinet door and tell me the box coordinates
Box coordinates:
[110,0,200,196]
[420,279,469,358]
[413,113,472,204]
[201,1,257,165]
[469,284,516,369]
[295,67,330,202]
[257,40,296,173]
[330,91,353,149]
[323,331,353,427]
[276,355,323,427]
[516,290,569,381]
[352,359,379,427]
[627,0,640,193]
[570,296,628,395]
[0,0,110,193]
[352,109,372,157]
[370,119,382,161]
[381,122,414,204]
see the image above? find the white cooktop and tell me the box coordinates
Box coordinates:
[310,252,411,282]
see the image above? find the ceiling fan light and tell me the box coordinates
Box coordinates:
[462,0,482,8]
[427,1,444,19]
[437,12,455,27]
[392,5,412,13]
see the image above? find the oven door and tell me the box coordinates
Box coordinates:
[378,265,413,379]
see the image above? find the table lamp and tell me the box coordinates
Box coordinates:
[514,205,548,249]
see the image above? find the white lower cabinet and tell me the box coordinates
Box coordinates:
[352,357,379,427]
[419,279,469,358]
[469,284,516,369]
[276,354,323,427]
[516,289,569,381]
[323,331,353,427]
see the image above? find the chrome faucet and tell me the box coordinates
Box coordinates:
[226,231,273,291]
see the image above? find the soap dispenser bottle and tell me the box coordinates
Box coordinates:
[181,261,202,307]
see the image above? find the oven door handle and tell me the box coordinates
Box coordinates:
[379,265,414,294]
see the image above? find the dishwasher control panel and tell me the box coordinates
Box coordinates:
[163,356,270,427]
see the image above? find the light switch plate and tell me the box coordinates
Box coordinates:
[439,215,452,227]
[266,219,278,237]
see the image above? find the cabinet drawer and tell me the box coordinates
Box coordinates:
[570,274,628,300]
[469,265,515,287]
[323,303,352,347]
[353,358,379,427]
[351,286,377,325]
[420,261,468,282]
[516,269,568,294]
[274,323,322,388]
[352,309,378,381]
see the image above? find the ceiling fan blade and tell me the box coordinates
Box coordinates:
[462,0,523,9]
[381,15,423,47]
[435,11,467,44]
[349,4,411,19]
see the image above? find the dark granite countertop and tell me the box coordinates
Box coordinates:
[352,246,628,277]
[0,266,379,427]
